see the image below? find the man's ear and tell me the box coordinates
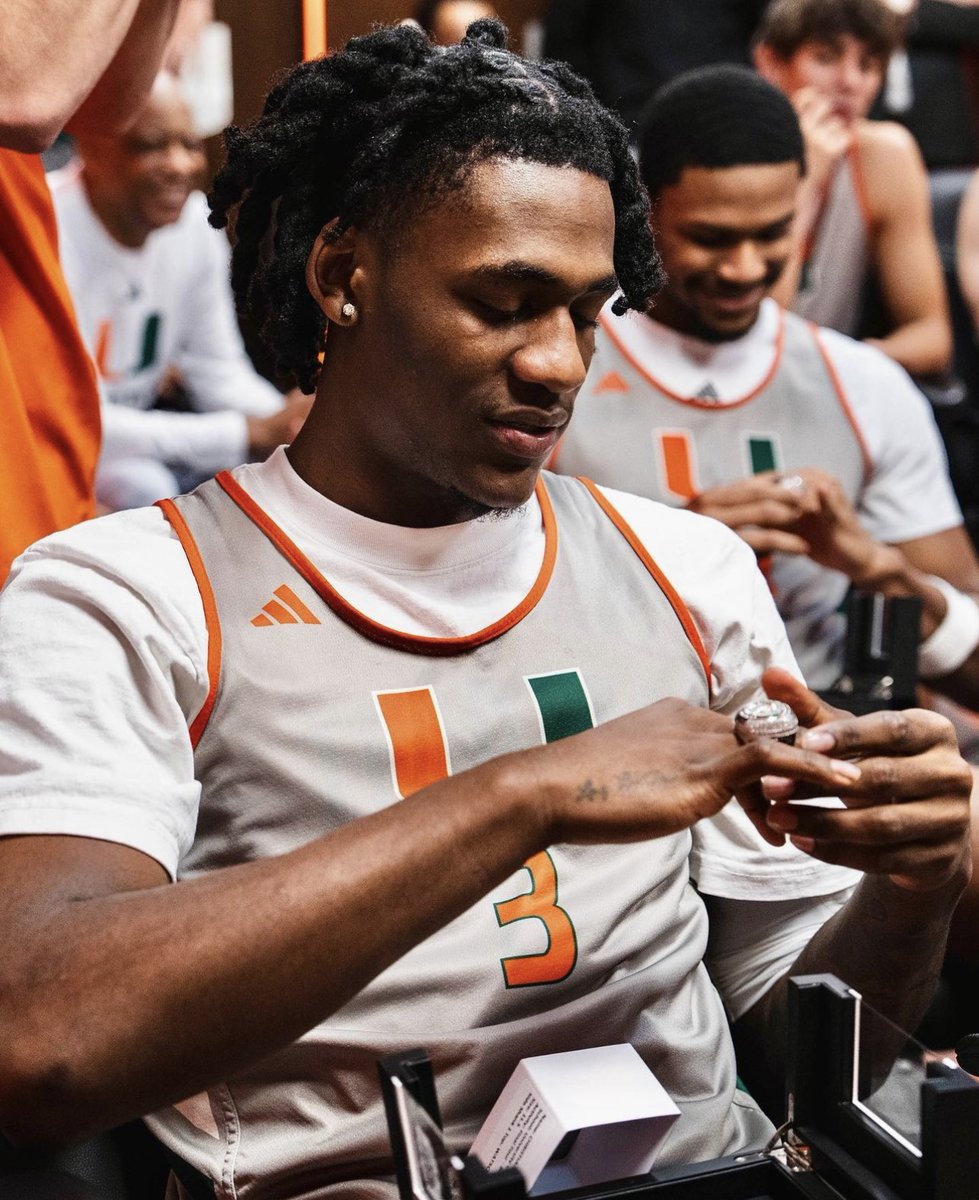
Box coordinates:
[306,220,365,326]
[753,42,783,84]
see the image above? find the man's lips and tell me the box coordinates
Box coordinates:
[705,286,766,315]
[485,412,567,460]
[155,187,190,209]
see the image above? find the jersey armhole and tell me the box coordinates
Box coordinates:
[807,323,875,485]
[848,139,876,238]
[156,498,222,747]
[576,478,713,699]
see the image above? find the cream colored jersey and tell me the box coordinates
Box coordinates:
[149,469,771,1198]
[556,310,870,688]
[793,147,872,337]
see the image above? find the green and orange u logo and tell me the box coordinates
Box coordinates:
[94,314,162,382]
[373,670,594,987]
[657,429,782,500]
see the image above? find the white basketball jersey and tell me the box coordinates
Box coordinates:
[148,470,772,1199]
[556,311,870,688]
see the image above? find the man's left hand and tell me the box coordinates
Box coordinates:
[760,667,973,894]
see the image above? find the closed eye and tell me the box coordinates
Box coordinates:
[473,301,599,332]
[571,311,600,331]
[473,299,529,325]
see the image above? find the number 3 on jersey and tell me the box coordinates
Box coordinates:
[373,671,594,987]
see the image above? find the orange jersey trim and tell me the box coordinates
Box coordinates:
[157,498,223,747]
[848,139,875,238]
[214,471,559,657]
[807,323,874,484]
[599,308,787,411]
[802,172,834,266]
[577,477,713,697]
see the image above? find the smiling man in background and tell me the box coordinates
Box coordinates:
[51,72,310,510]
[556,64,979,712]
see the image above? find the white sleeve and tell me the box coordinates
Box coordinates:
[821,330,964,543]
[595,486,863,901]
[175,200,284,419]
[100,394,250,475]
[703,888,854,1020]
[0,511,209,879]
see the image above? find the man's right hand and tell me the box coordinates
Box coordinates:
[793,87,852,199]
[686,469,821,556]
[525,692,866,850]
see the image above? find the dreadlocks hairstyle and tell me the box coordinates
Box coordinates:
[638,65,806,199]
[754,0,901,64]
[209,18,660,394]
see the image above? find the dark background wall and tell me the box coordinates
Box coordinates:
[213,0,546,127]
[329,0,547,48]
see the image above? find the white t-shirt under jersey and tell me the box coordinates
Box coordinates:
[0,450,856,1019]
[50,167,283,475]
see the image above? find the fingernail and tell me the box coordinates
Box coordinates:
[767,806,798,831]
[761,774,795,796]
[790,835,816,853]
[831,759,861,781]
[800,729,835,751]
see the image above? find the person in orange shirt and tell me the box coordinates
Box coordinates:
[0,0,180,581]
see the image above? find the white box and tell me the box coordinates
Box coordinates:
[469,1044,681,1194]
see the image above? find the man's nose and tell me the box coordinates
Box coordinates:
[717,241,767,285]
[164,142,202,178]
[838,58,864,92]
[510,311,589,395]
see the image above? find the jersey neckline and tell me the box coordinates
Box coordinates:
[599,306,787,411]
[214,470,559,657]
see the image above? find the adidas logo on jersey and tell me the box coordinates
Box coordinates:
[251,584,321,627]
[595,371,630,394]
[695,382,721,403]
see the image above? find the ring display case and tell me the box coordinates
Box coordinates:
[379,974,979,1200]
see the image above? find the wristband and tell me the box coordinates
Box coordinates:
[917,575,979,679]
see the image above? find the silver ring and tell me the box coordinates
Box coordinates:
[776,473,806,495]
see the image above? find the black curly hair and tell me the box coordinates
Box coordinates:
[754,0,900,64]
[638,66,806,199]
[208,18,661,393]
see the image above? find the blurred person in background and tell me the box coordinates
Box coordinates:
[957,166,979,333]
[557,65,979,720]
[51,72,311,511]
[755,0,953,378]
[0,0,179,581]
[553,64,979,1001]
[415,0,497,43]
[543,0,770,130]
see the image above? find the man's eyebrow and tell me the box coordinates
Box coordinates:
[469,262,619,294]
[682,215,794,236]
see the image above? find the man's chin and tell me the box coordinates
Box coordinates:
[445,469,540,524]
[693,310,759,343]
